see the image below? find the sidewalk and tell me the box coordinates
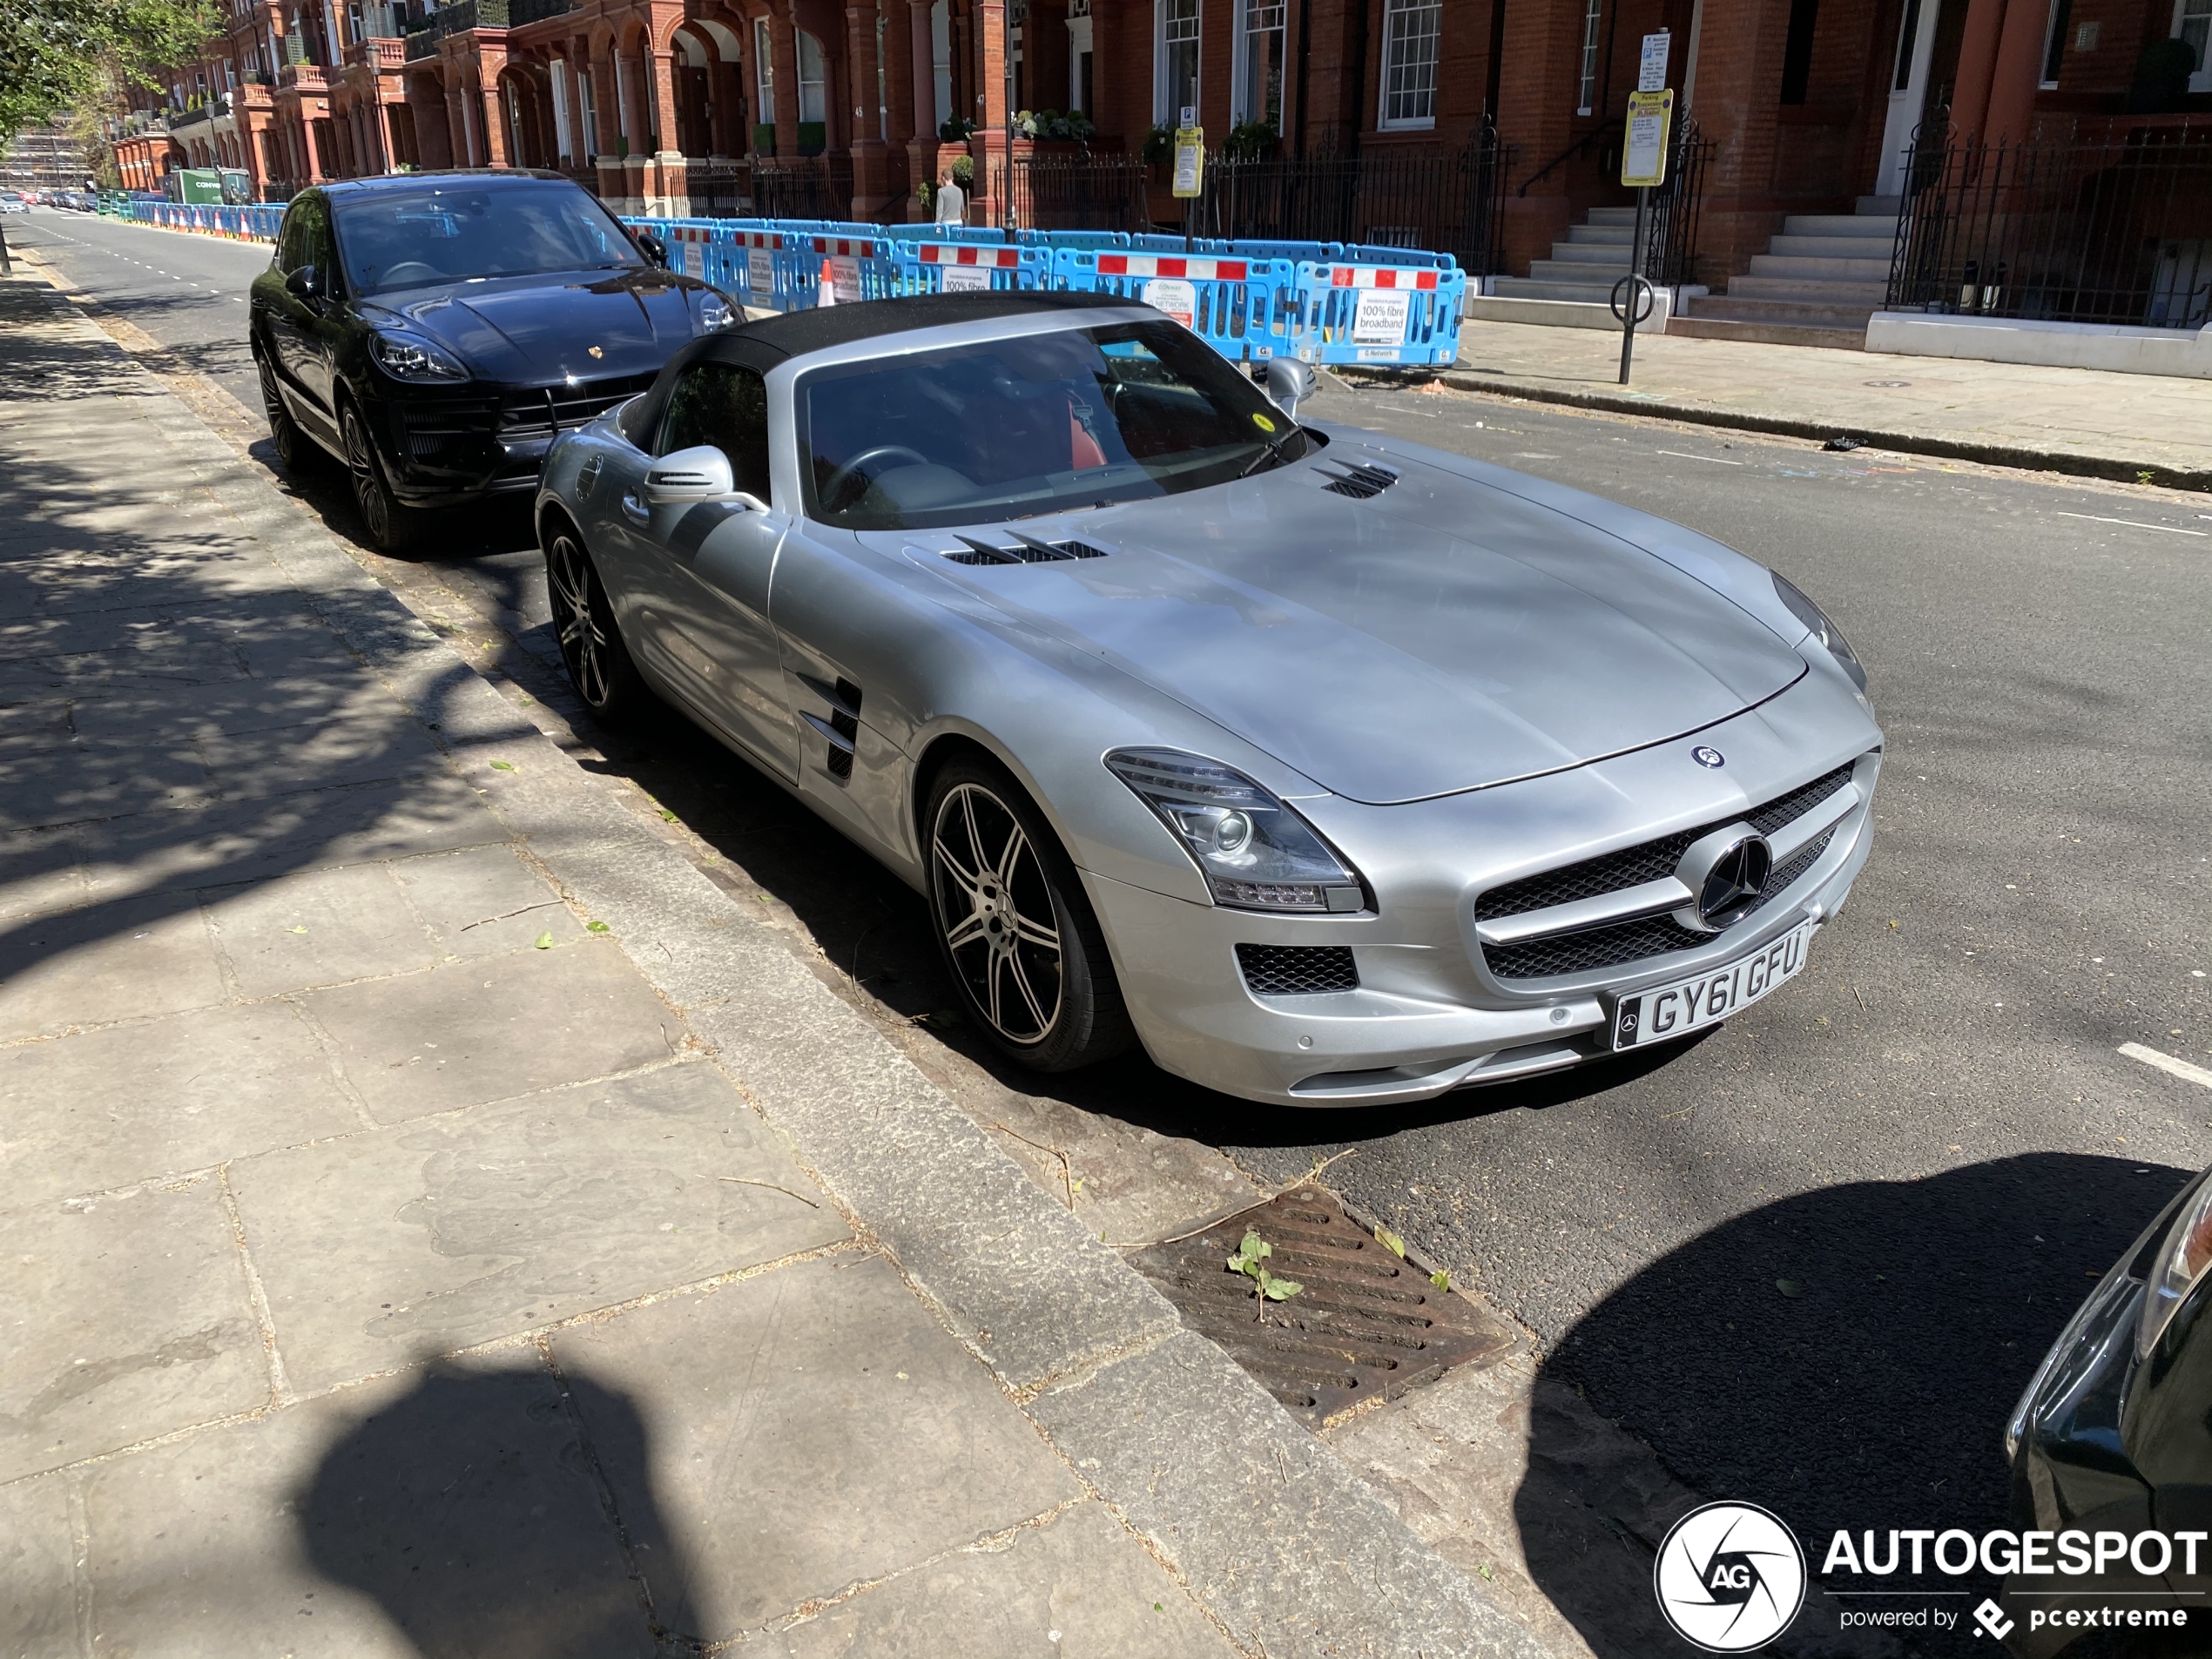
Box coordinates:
[0,274,1556,1656]
[1441,320,2212,489]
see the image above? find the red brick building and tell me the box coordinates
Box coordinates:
[120,0,2210,294]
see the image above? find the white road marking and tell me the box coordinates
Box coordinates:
[2121,1042,2212,1090]
[1656,448,1744,465]
[2055,511,2205,537]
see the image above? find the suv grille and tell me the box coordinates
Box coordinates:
[497,373,657,442]
[1477,761,1858,983]
[1238,944,1359,995]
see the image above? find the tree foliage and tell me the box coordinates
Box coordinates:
[0,0,222,151]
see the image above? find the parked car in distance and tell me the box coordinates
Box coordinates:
[249,169,736,551]
[0,192,28,215]
[534,291,1882,1106]
[2004,1160,2212,1653]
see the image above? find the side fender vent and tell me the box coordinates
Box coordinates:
[1319,462,1400,500]
[799,675,862,784]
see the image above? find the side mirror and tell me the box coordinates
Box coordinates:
[1264,357,1318,420]
[635,229,669,269]
[644,444,736,504]
[285,263,325,302]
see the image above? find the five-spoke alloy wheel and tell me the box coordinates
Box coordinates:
[925,758,1132,1071]
[544,522,644,717]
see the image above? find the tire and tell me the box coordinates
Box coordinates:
[543,518,646,719]
[341,401,426,554]
[255,347,321,475]
[923,756,1135,1073]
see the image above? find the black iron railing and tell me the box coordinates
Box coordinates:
[989,152,1151,234]
[1641,116,1710,288]
[1887,126,2212,327]
[1198,126,1518,274]
[750,155,854,221]
[684,161,754,218]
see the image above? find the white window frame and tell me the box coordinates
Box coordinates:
[2177,0,2212,92]
[1068,0,1093,116]
[1155,0,1201,125]
[550,58,573,160]
[796,29,826,125]
[2039,0,2067,88]
[577,66,597,158]
[753,18,774,125]
[932,0,953,126]
[1233,0,1285,125]
[1575,0,1603,115]
[1379,0,1440,130]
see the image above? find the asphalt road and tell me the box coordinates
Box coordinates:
[29,212,2212,1634]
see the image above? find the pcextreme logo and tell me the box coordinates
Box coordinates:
[1653,1501,1809,1652]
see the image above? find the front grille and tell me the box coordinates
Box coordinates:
[1238,943,1359,996]
[1484,826,1839,981]
[496,374,656,442]
[399,396,500,458]
[1475,762,1855,923]
[1477,759,1861,984]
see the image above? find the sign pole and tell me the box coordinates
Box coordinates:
[1619,184,1648,385]
[1171,108,1204,254]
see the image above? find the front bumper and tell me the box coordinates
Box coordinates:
[1083,685,1880,1107]
[367,373,655,507]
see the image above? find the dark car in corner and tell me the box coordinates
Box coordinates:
[2003,1160,2212,1654]
[249,169,737,550]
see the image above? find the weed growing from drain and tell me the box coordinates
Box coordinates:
[1228,1228,1303,1322]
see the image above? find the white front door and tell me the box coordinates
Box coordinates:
[1876,0,1944,197]
[1068,14,1094,113]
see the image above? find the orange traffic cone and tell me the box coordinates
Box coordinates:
[818,257,836,307]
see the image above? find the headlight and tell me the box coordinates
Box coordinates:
[1771,571,1866,691]
[1104,748,1366,914]
[370,331,468,381]
[698,293,738,330]
[2139,1170,2212,1361]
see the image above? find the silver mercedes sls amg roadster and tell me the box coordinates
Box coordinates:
[534,290,1881,1107]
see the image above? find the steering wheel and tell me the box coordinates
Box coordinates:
[378,260,442,287]
[822,445,930,507]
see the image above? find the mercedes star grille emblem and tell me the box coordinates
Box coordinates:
[1694,834,1773,930]
[1692,745,1726,769]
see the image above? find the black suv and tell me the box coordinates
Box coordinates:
[250,169,736,550]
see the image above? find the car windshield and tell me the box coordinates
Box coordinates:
[333,181,644,296]
[795,320,1313,529]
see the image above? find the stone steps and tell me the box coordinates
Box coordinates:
[1727,274,1891,304]
[1666,314,1870,350]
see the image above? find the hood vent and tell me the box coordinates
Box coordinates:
[1319,462,1399,500]
[945,534,1112,566]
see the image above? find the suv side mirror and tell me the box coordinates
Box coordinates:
[1264,357,1318,420]
[635,229,669,269]
[644,444,736,504]
[285,263,325,302]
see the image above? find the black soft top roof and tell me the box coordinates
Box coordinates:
[717,288,1140,361]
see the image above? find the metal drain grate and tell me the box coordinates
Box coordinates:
[1128,1187,1513,1426]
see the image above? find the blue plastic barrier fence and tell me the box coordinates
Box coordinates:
[1050,249,1302,362]
[1293,260,1465,367]
[886,240,1046,295]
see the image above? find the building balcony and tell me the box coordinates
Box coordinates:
[166,96,229,132]
[345,37,407,70]
[279,60,327,91]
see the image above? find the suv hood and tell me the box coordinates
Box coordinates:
[362,268,712,384]
[896,452,1806,805]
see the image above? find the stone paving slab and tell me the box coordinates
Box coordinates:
[0,999,361,1204]
[752,1499,1242,1657]
[0,1474,75,1656]
[0,888,225,1040]
[0,1180,266,1482]
[1444,320,2212,487]
[300,940,681,1122]
[232,1062,847,1395]
[74,1359,652,1659]
[551,1251,1082,1645]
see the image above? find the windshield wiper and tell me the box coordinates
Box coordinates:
[1238,430,1295,478]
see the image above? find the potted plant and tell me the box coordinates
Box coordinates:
[1223,118,1277,160]
[752,121,775,157]
[797,120,826,157]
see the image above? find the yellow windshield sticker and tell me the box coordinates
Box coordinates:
[1252,413,1278,433]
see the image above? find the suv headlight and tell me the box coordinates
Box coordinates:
[1105,748,1366,914]
[698,292,738,330]
[1771,571,1866,691]
[2139,1169,2212,1362]
[370,331,469,381]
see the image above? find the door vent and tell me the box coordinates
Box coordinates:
[1237,943,1359,996]
[799,675,862,783]
[1319,462,1399,499]
[944,534,1112,565]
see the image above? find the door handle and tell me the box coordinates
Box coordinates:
[619,493,650,526]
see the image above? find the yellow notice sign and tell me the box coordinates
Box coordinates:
[1172,125,1204,199]
[1622,90,1673,187]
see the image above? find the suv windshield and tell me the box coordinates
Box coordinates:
[796,320,1314,529]
[333,181,644,296]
